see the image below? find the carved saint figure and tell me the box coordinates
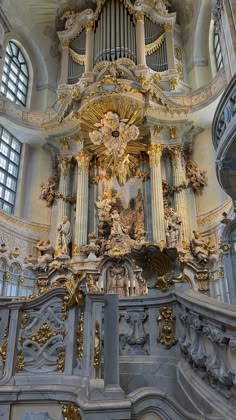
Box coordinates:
[166,208,182,248]
[35,239,54,271]
[110,210,128,237]
[191,231,210,264]
[107,262,129,296]
[57,216,71,256]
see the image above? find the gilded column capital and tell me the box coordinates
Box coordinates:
[58,156,73,177]
[61,39,70,49]
[75,150,91,172]
[164,23,173,32]
[134,12,145,24]
[148,144,164,166]
[85,20,94,31]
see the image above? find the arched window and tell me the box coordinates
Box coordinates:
[214,29,223,71]
[1,41,29,106]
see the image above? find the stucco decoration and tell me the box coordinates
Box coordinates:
[89,112,139,160]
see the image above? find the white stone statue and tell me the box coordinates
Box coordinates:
[57,216,71,256]
[35,239,54,271]
[191,231,210,264]
[166,208,182,248]
[110,210,128,236]
[107,262,129,296]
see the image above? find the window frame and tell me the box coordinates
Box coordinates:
[214,29,223,72]
[1,40,29,106]
[0,125,22,214]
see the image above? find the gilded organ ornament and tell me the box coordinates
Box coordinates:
[89,112,139,160]
[157,307,177,348]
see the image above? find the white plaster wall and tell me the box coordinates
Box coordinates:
[11,403,62,420]
[192,128,228,217]
[23,146,52,225]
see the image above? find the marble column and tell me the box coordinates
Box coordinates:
[75,151,90,246]
[57,156,72,223]
[148,144,166,242]
[85,21,94,73]
[164,24,175,70]
[60,40,69,84]
[169,145,189,242]
[135,12,146,66]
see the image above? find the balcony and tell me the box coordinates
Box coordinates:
[212,73,236,199]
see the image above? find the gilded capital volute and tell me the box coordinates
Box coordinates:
[148,144,164,166]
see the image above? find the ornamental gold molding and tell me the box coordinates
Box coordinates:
[93,320,101,379]
[62,403,81,420]
[85,20,94,31]
[145,33,165,56]
[169,79,178,91]
[157,307,177,348]
[154,125,163,137]
[174,46,182,61]
[176,63,184,82]
[30,323,58,346]
[64,272,86,309]
[21,311,29,329]
[60,138,70,151]
[16,350,25,373]
[57,347,65,372]
[169,126,177,139]
[195,271,209,293]
[148,144,164,166]
[0,324,9,369]
[77,310,84,360]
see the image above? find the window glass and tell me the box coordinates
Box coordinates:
[0,125,21,213]
[214,30,223,71]
[1,41,29,106]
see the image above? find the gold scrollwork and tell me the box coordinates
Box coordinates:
[157,307,177,348]
[62,403,81,420]
[93,320,101,379]
[176,63,184,82]
[16,350,25,373]
[195,271,209,293]
[30,323,58,347]
[64,272,86,309]
[169,79,178,91]
[174,46,182,61]
[21,311,29,329]
[169,126,177,140]
[57,347,65,372]
[0,324,9,368]
[77,310,84,360]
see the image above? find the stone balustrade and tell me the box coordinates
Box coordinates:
[0,285,236,419]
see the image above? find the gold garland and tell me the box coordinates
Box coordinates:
[69,48,85,66]
[145,33,165,56]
